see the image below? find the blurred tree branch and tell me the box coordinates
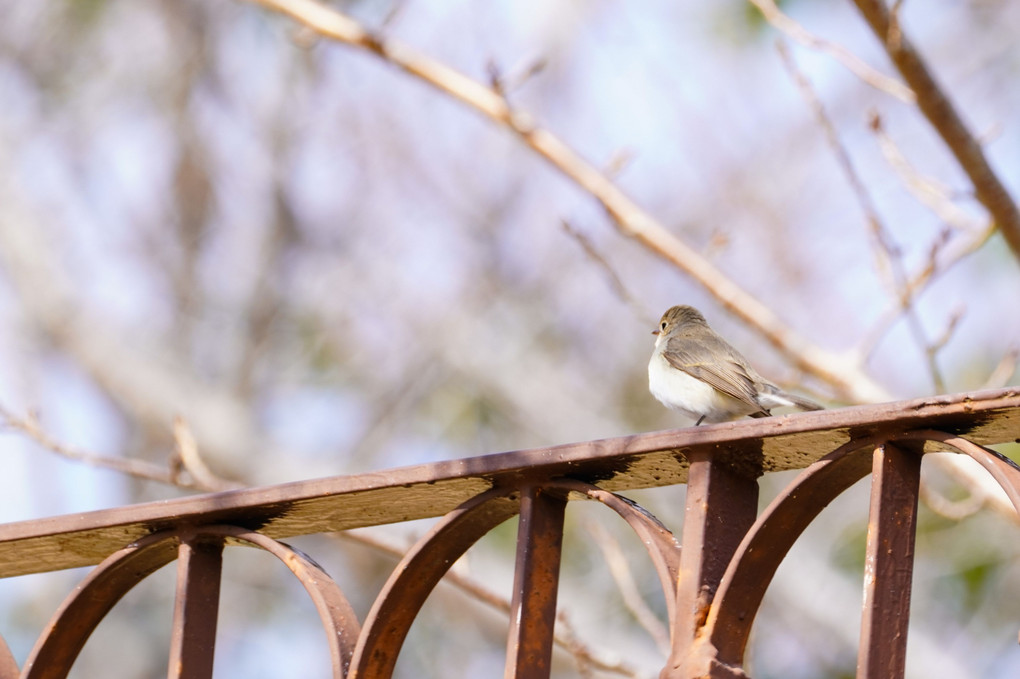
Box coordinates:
[776,40,949,393]
[0,404,193,488]
[868,112,981,233]
[851,0,1020,263]
[246,0,891,405]
[171,417,244,492]
[747,0,914,103]
[586,520,671,656]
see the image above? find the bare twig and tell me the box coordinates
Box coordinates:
[603,149,636,180]
[488,56,547,96]
[851,0,1020,263]
[561,219,654,323]
[380,0,408,30]
[926,307,964,393]
[929,307,963,355]
[777,41,946,392]
[586,521,670,656]
[902,222,996,298]
[0,404,242,493]
[868,111,979,232]
[777,43,894,279]
[746,0,914,103]
[0,405,199,489]
[172,417,243,492]
[553,613,598,679]
[857,221,995,362]
[981,349,1019,391]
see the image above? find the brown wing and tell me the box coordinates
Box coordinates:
[662,337,768,416]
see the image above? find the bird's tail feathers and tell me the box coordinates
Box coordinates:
[760,388,823,412]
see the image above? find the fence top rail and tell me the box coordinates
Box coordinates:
[0,388,1017,578]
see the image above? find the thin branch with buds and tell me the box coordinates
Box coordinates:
[747,0,914,103]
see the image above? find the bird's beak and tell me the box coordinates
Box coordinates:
[651,329,660,336]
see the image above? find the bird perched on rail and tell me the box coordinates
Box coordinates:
[648,305,823,426]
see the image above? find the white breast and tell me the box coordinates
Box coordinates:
[647,351,755,423]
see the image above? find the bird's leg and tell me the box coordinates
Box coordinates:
[694,415,705,426]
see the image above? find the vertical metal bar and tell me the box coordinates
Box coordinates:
[167,535,224,679]
[504,485,567,679]
[857,443,921,679]
[666,450,759,678]
[352,488,521,679]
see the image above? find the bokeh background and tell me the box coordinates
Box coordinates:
[1,0,1019,677]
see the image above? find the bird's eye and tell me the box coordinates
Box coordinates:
[660,321,667,331]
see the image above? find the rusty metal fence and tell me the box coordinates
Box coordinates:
[0,388,1018,678]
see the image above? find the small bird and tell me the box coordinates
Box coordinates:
[648,305,822,425]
